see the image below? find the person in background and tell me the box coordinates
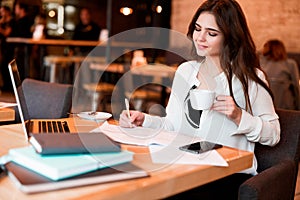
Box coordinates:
[260,39,300,110]
[0,5,13,91]
[119,0,280,199]
[0,5,13,37]
[71,7,101,55]
[10,2,34,80]
[11,2,33,38]
[69,7,101,89]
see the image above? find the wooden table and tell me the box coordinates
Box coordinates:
[6,37,155,82]
[6,37,153,48]
[6,38,102,47]
[90,63,177,79]
[44,56,106,83]
[89,62,124,74]
[0,108,15,122]
[0,122,253,200]
[89,63,177,107]
[6,38,105,80]
[6,38,154,48]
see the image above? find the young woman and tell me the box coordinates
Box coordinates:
[120,0,280,198]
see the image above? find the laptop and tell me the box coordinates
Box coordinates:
[8,59,77,140]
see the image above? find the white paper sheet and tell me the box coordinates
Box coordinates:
[149,144,228,167]
[92,122,228,166]
[0,102,17,108]
[92,121,196,146]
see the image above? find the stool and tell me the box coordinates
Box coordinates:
[43,56,83,83]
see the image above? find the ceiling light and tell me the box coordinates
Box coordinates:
[48,10,56,18]
[120,7,133,16]
[156,5,162,13]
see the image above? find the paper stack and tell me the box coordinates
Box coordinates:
[8,146,134,180]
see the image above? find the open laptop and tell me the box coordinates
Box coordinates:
[8,59,77,140]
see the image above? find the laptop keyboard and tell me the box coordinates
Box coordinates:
[34,120,70,133]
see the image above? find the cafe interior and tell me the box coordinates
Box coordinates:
[0,0,300,199]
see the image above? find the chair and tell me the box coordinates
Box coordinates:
[16,78,72,121]
[239,109,300,200]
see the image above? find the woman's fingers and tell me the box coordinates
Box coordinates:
[212,95,242,125]
[119,110,144,128]
[119,110,133,127]
[212,95,234,112]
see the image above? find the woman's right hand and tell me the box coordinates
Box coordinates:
[119,110,145,128]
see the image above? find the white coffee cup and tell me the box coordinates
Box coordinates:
[190,89,216,110]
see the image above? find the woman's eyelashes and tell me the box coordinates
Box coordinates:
[194,25,218,37]
[194,25,201,32]
[208,32,218,37]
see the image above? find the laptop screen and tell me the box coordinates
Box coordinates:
[8,59,29,140]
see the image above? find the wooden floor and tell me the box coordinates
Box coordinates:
[0,90,300,199]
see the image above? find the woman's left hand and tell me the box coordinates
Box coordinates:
[211,95,242,125]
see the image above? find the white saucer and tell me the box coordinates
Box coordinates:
[77,112,112,121]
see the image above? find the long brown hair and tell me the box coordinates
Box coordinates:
[187,0,273,113]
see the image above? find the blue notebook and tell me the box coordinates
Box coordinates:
[7,146,133,181]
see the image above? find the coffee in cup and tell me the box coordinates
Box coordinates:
[190,89,216,110]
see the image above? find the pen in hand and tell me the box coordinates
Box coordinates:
[125,98,131,120]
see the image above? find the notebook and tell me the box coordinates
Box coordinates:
[7,146,133,180]
[5,161,149,194]
[8,59,77,140]
[29,132,121,155]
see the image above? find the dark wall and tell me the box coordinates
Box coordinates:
[12,0,171,38]
[65,0,107,30]
[63,0,171,38]
[110,0,171,36]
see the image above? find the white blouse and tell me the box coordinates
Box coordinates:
[142,60,280,174]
